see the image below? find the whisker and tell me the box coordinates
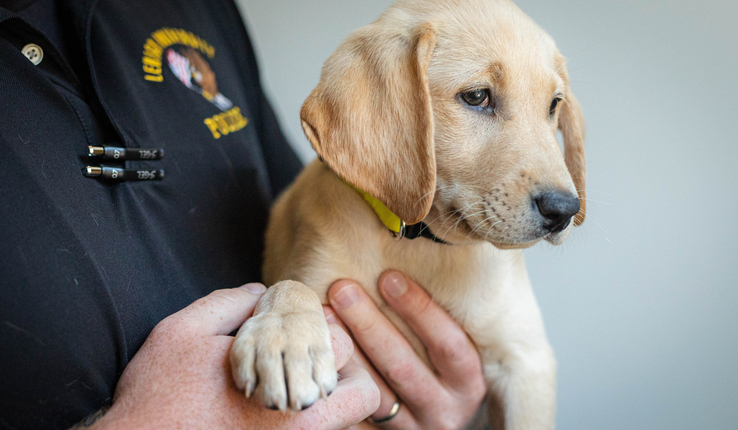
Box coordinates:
[555,42,599,75]
[590,218,611,243]
[470,216,500,237]
[578,198,612,205]
[449,207,487,235]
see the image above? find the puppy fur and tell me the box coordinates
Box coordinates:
[230,0,586,428]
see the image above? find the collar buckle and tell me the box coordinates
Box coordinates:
[391,221,407,240]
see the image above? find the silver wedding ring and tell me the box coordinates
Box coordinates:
[369,401,401,424]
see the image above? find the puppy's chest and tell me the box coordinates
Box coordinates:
[297,240,521,367]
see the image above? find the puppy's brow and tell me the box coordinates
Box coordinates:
[552,75,566,95]
[548,82,562,98]
[486,62,507,86]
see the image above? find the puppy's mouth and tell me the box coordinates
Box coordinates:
[542,220,572,245]
[446,210,572,249]
[434,209,544,248]
[491,222,571,249]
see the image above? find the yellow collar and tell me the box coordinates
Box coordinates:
[343,180,405,235]
[342,179,450,245]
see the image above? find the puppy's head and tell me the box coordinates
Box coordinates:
[301,0,586,248]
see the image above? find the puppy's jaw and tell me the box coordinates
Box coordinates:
[490,239,541,250]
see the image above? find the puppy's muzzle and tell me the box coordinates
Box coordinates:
[535,190,580,233]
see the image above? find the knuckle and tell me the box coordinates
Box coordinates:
[385,362,418,385]
[150,316,186,342]
[455,369,486,403]
[350,314,378,335]
[437,414,466,430]
[408,291,434,315]
[437,334,480,374]
[428,403,475,430]
[151,315,177,335]
[472,382,487,401]
[465,377,487,404]
[436,335,468,362]
[206,288,239,304]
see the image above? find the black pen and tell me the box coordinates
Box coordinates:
[88,146,165,161]
[83,166,164,181]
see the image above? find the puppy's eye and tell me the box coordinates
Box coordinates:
[461,89,492,108]
[549,96,563,117]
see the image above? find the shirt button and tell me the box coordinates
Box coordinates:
[21,43,44,65]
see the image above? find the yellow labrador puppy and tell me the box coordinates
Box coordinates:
[230,0,586,428]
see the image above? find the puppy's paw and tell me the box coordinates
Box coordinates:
[230,309,337,411]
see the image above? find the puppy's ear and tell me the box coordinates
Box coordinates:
[556,54,586,225]
[301,23,437,225]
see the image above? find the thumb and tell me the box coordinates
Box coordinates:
[327,324,354,371]
[169,283,267,336]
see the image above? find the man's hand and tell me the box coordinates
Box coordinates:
[91,283,380,430]
[327,271,487,430]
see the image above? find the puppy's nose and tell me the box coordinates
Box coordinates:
[535,191,580,233]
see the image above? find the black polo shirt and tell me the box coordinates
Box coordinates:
[0,1,302,428]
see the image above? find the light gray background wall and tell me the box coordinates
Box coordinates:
[236,0,738,428]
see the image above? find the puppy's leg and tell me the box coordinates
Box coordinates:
[229,280,337,411]
[485,343,557,430]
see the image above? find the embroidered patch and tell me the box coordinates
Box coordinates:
[142,27,246,138]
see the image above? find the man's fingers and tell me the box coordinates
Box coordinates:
[350,340,418,428]
[328,280,442,411]
[378,271,484,391]
[163,283,266,336]
[325,305,410,425]
[326,308,396,412]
